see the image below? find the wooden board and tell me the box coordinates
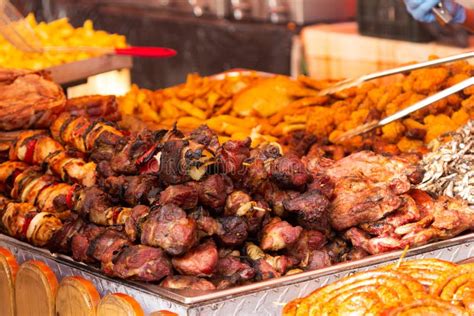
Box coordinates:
[56,276,101,316]
[97,293,144,316]
[0,248,19,316]
[15,260,58,316]
[47,55,133,85]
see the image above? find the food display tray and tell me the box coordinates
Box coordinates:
[1,233,473,315]
[46,54,133,84]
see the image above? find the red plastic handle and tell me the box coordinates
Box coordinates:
[114,46,177,58]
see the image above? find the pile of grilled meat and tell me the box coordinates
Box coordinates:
[0,111,472,292]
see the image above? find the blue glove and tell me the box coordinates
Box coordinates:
[404,0,466,23]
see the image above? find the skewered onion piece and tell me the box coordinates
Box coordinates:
[26,212,62,247]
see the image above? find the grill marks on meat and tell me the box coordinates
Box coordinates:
[216,216,248,247]
[171,239,218,277]
[112,245,171,281]
[141,204,197,256]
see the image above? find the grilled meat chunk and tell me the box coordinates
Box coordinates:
[158,139,190,185]
[270,154,312,189]
[198,174,233,210]
[216,138,251,180]
[172,239,218,277]
[140,204,198,256]
[283,190,330,232]
[112,245,172,282]
[159,183,198,210]
[215,253,255,282]
[48,216,85,253]
[71,223,105,263]
[87,229,131,274]
[260,218,302,251]
[104,175,160,206]
[216,216,248,247]
[189,125,220,153]
[124,205,149,242]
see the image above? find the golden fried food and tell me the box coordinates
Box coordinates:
[381,259,457,289]
[430,263,474,307]
[380,298,469,316]
[0,14,127,70]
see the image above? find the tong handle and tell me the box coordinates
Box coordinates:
[363,51,474,82]
[379,76,474,126]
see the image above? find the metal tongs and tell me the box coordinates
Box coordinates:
[336,76,474,142]
[319,51,474,96]
[0,0,177,58]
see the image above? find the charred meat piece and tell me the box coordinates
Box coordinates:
[253,258,280,281]
[71,223,105,263]
[124,205,149,242]
[189,125,220,153]
[216,138,251,180]
[158,139,190,185]
[87,229,131,274]
[270,154,312,190]
[109,133,154,175]
[283,190,330,232]
[324,238,350,264]
[161,275,216,291]
[260,218,302,251]
[104,175,160,206]
[140,204,197,256]
[112,245,172,282]
[215,253,255,282]
[159,183,198,210]
[216,216,248,247]
[172,239,218,277]
[198,174,233,210]
[262,182,299,217]
[48,216,85,254]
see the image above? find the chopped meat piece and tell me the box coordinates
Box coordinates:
[87,229,131,274]
[112,245,172,282]
[341,247,369,262]
[48,216,85,254]
[260,218,302,251]
[172,239,218,277]
[159,183,198,210]
[283,190,330,232]
[198,174,233,210]
[289,230,326,262]
[270,154,312,189]
[224,191,268,233]
[344,227,405,255]
[262,182,299,217]
[307,174,334,200]
[140,204,197,256]
[71,224,105,263]
[253,258,280,280]
[124,205,149,242]
[65,95,120,122]
[216,138,251,180]
[216,216,248,247]
[324,238,350,263]
[189,125,220,153]
[306,250,331,271]
[189,207,222,237]
[215,255,255,281]
[161,276,216,291]
[158,140,190,185]
[104,175,160,206]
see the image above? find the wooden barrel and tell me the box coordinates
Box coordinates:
[97,293,144,316]
[15,260,58,316]
[56,276,101,316]
[0,247,19,316]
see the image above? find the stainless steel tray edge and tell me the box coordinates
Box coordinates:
[0,233,473,315]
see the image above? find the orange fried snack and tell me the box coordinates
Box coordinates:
[380,298,469,315]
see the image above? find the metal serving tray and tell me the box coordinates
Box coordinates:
[1,233,473,315]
